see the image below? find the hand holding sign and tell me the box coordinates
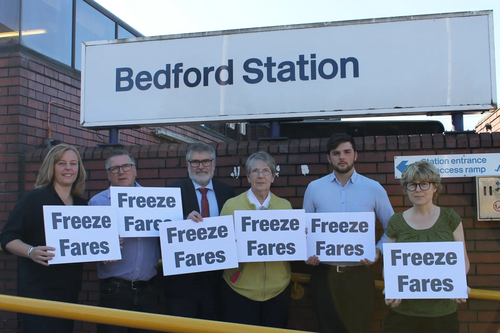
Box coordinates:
[233,209,307,262]
[306,212,376,262]
[383,242,468,300]
[111,187,183,237]
[159,216,239,276]
[43,206,121,265]
[29,245,56,266]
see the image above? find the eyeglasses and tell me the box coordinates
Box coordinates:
[406,182,432,191]
[107,163,134,174]
[250,168,273,177]
[188,159,213,167]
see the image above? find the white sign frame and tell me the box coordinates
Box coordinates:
[394,153,500,178]
[110,186,183,237]
[233,209,307,263]
[306,212,376,262]
[43,206,121,264]
[383,242,468,299]
[81,11,496,128]
[159,216,239,276]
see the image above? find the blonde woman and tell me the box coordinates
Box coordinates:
[383,161,469,333]
[0,143,87,333]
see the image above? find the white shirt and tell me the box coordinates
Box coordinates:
[247,189,271,210]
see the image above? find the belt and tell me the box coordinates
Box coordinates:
[332,265,369,273]
[102,276,156,290]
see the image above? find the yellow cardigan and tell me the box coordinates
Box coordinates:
[221,190,292,301]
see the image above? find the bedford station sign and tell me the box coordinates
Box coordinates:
[81,11,496,128]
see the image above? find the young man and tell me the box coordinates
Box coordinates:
[163,143,235,320]
[303,133,394,333]
[89,149,159,333]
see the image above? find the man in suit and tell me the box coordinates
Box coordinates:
[164,142,235,320]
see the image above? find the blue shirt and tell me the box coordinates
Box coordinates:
[303,169,394,263]
[89,183,160,281]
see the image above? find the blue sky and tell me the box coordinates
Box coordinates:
[95,0,500,131]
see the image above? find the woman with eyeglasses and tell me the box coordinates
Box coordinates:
[383,161,469,333]
[220,151,292,328]
[0,144,87,333]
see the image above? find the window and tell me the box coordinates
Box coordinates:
[0,0,20,46]
[75,0,115,70]
[21,0,72,66]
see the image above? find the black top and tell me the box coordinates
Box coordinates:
[164,178,235,297]
[169,178,235,219]
[0,184,87,300]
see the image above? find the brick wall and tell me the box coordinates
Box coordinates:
[1,134,499,332]
[476,108,500,133]
[0,49,236,155]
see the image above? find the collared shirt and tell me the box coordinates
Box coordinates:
[303,169,394,264]
[89,182,160,281]
[247,189,271,210]
[192,180,220,217]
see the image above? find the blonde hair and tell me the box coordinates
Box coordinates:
[35,144,86,197]
[401,160,441,199]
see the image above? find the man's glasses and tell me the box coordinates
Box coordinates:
[107,163,134,174]
[188,159,213,167]
[406,182,432,191]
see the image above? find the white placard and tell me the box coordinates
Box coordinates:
[395,153,500,178]
[159,216,239,276]
[306,212,376,262]
[43,206,121,264]
[110,186,183,237]
[383,242,468,299]
[81,11,495,128]
[233,209,307,262]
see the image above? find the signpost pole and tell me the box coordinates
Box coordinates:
[452,113,464,132]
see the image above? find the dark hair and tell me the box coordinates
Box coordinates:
[105,149,135,170]
[326,133,356,153]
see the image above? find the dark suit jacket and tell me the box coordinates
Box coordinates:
[163,178,235,298]
[168,178,235,219]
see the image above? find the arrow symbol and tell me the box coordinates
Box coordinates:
[397,161,409,173]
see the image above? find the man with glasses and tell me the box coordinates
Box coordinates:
[163,142,235,320]
[89,149,159,333]
[303,133,394,333]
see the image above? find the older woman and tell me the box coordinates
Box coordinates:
[383,161,469,333]
[0,144,87,333]
[220,151,292,328]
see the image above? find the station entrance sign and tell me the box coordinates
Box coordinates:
[394,154,500,179]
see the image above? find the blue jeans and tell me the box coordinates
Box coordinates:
[97,277,158,333]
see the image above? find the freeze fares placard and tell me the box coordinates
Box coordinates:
[306,212,376,262]
[383,242,468,299]
[110,186,183,237]
[233,209,307,262]
[159,216,238,276]
[43,206,121,264]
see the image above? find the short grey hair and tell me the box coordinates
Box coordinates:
[105,149,135,170]
[245,151,277,175]
[186,143,216,162]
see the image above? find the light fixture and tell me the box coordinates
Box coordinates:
[0,29,47,38]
